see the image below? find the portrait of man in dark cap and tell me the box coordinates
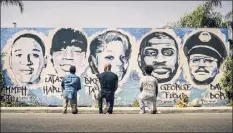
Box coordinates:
[50,28,88,76]
[183,31,227,85]
[137,31,179,83]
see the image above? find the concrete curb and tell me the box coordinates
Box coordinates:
[1,107,232,114]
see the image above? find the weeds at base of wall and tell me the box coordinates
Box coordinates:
[0,101,49,107]
[225,99,233,106]
[132,99,139,107]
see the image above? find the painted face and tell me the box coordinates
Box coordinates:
[52,45,85,76]
[142,37,178,82]
[96,41,129,81]
[10,37,45,84]
[189,54,218,83]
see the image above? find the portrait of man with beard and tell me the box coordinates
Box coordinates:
[183,31,227,85]
[137,32,179,83]
[88,30,132,82]
[50,28,88,77]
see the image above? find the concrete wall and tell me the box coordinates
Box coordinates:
[1,28,230,106]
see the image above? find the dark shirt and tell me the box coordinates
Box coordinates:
[98,71,118,95]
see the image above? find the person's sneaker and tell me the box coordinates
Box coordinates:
[139,110,145,114]
[71,105,78,114]
[106,111,113,114]
[63,110,67,114]
[156,110,161,114]
[151,110,156,114]
[103,108,108,114]
[99,111,103,114]
[72,109,78,114]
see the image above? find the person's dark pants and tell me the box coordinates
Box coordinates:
[98,91,114,114]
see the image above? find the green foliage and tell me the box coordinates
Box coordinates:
[226,99,232,106]
[220,56,233,105]
[132,99,139,107]
[164,1,229,28]
[179,5,207,28]
[0,0,24,13]
[0,70,5,101]
[0,101,50,107]
[225,10,232,21]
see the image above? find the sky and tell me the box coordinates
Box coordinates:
[1,1,232,28]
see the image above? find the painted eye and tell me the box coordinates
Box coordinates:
[105,56,114,60]
[16,54,22,57]
[162,48,174,56]
[74,51,81,54]
[204,59,214,63]
[145,50,158,56]
[121,56,127,60]
[32,54,39,58]
[192,58,200,63]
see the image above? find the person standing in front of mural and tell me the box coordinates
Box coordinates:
[87,30,132,102]
[9,33,47,86]
[98,63,118,114]
[138,32,179,83]
[138,65,158,114]
[183,31,227,85]
[61,66,81,114]
[50,28,88,77]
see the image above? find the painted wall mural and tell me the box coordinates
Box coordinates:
[0,28,230,107]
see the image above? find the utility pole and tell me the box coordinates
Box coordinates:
[13,22,17,28]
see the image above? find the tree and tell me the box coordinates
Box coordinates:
[201,0,222,27]
[207,0,232,27]
[220,56,233,106]
[0,0,24,104]
[0,0,24,13]
[208,0,222,7]
[225,10,232,21]
[163,0,229,28]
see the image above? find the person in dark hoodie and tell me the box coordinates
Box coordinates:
[98,63,118,114]
[61,66,81,114]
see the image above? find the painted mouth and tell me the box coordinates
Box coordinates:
[60,64,72,72]
[153,68,170,75]
[196,72,208,75]
[20,68,33,75]
[195,67,209,73]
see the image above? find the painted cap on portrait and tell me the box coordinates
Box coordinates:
[183,31,227,63]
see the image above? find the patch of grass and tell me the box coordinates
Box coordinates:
[0,101,50,107]
[132,99,139,107]
[225,99,233,106]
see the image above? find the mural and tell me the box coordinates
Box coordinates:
[0,28,230,107]
[137,30,181,83]
[183,30,227,85]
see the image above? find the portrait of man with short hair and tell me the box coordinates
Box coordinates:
[50,28,88,77]
[9,33,47,85]
[137,31,179,83]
